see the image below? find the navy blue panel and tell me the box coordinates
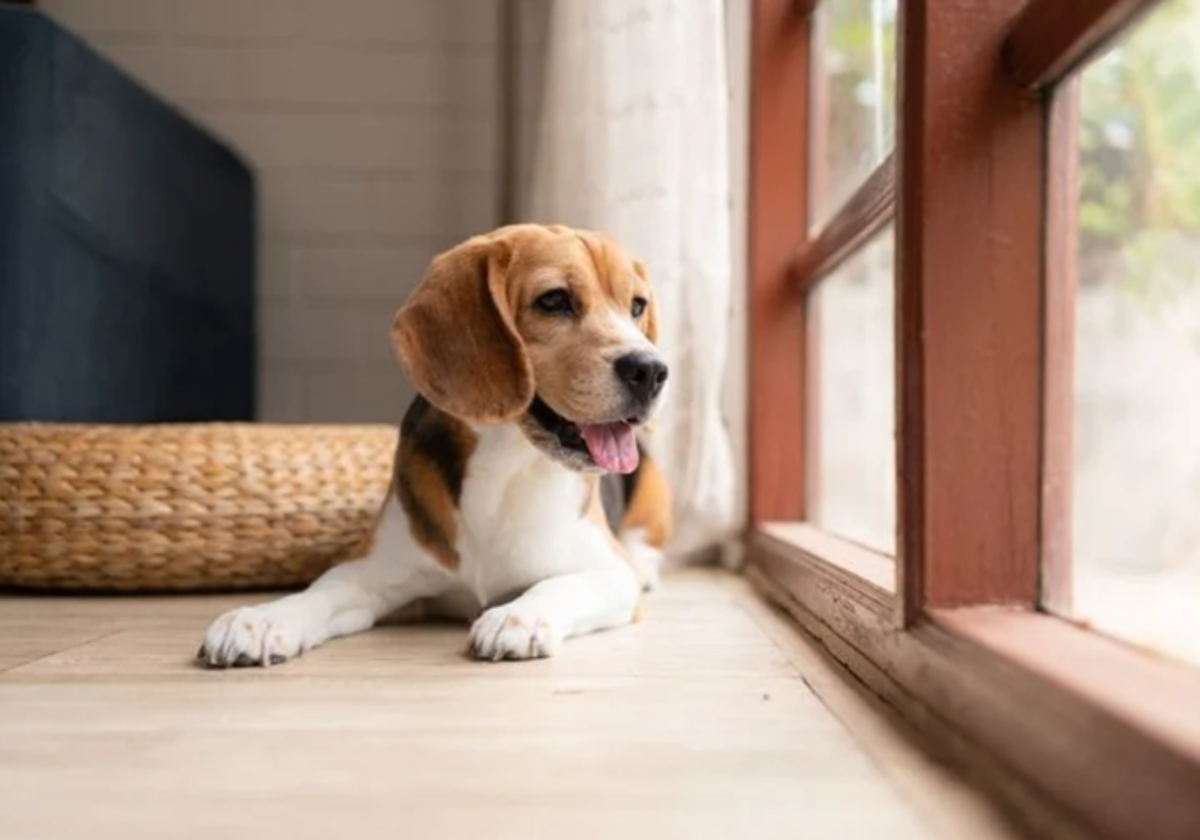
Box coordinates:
[0,9,256,422]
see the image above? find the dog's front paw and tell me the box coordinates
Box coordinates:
[198,604,310,668]
[469,603,562,662]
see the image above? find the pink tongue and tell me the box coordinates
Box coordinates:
[580,422,639,474]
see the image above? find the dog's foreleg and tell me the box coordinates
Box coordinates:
[467,566,640,661]
[199,496,449,667]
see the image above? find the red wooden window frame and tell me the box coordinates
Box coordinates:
[746,1,1200,837]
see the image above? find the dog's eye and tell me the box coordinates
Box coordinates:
[631,297,648,319]
[534,289,574,315]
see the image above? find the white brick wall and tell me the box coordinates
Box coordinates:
[511,0,550,219]
[40,0,502,423]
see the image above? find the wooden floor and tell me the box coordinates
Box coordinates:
[0,570,1018,840]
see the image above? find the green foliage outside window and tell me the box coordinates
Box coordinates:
[825,0,1200,306]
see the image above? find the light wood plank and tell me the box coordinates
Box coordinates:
[0,570,1015,840]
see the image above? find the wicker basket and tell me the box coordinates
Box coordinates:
[0,423,397,593]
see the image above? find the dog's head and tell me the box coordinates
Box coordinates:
[391,224,667,475]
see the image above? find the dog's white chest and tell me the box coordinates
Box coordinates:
[455,425,616,604]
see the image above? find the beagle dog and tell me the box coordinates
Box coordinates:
[198,224,673,664]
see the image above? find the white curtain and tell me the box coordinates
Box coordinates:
[523,0,738,559]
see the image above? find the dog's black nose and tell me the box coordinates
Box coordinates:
[614,352,669,404]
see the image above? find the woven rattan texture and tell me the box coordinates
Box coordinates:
[0,424,397,592]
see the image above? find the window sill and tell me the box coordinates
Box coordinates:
[758,521,895,593]
[747,525,1200,840]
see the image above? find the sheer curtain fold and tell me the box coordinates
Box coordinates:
[522,0,738,558]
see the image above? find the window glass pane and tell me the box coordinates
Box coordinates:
[809,0,897,230]
[809,228,896,554]
[1061,0,1200,665]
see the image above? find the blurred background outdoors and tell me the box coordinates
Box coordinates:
[813,0,1200,663]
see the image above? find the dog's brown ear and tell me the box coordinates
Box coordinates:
[632,259,659,345]
[392,238,533,423]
